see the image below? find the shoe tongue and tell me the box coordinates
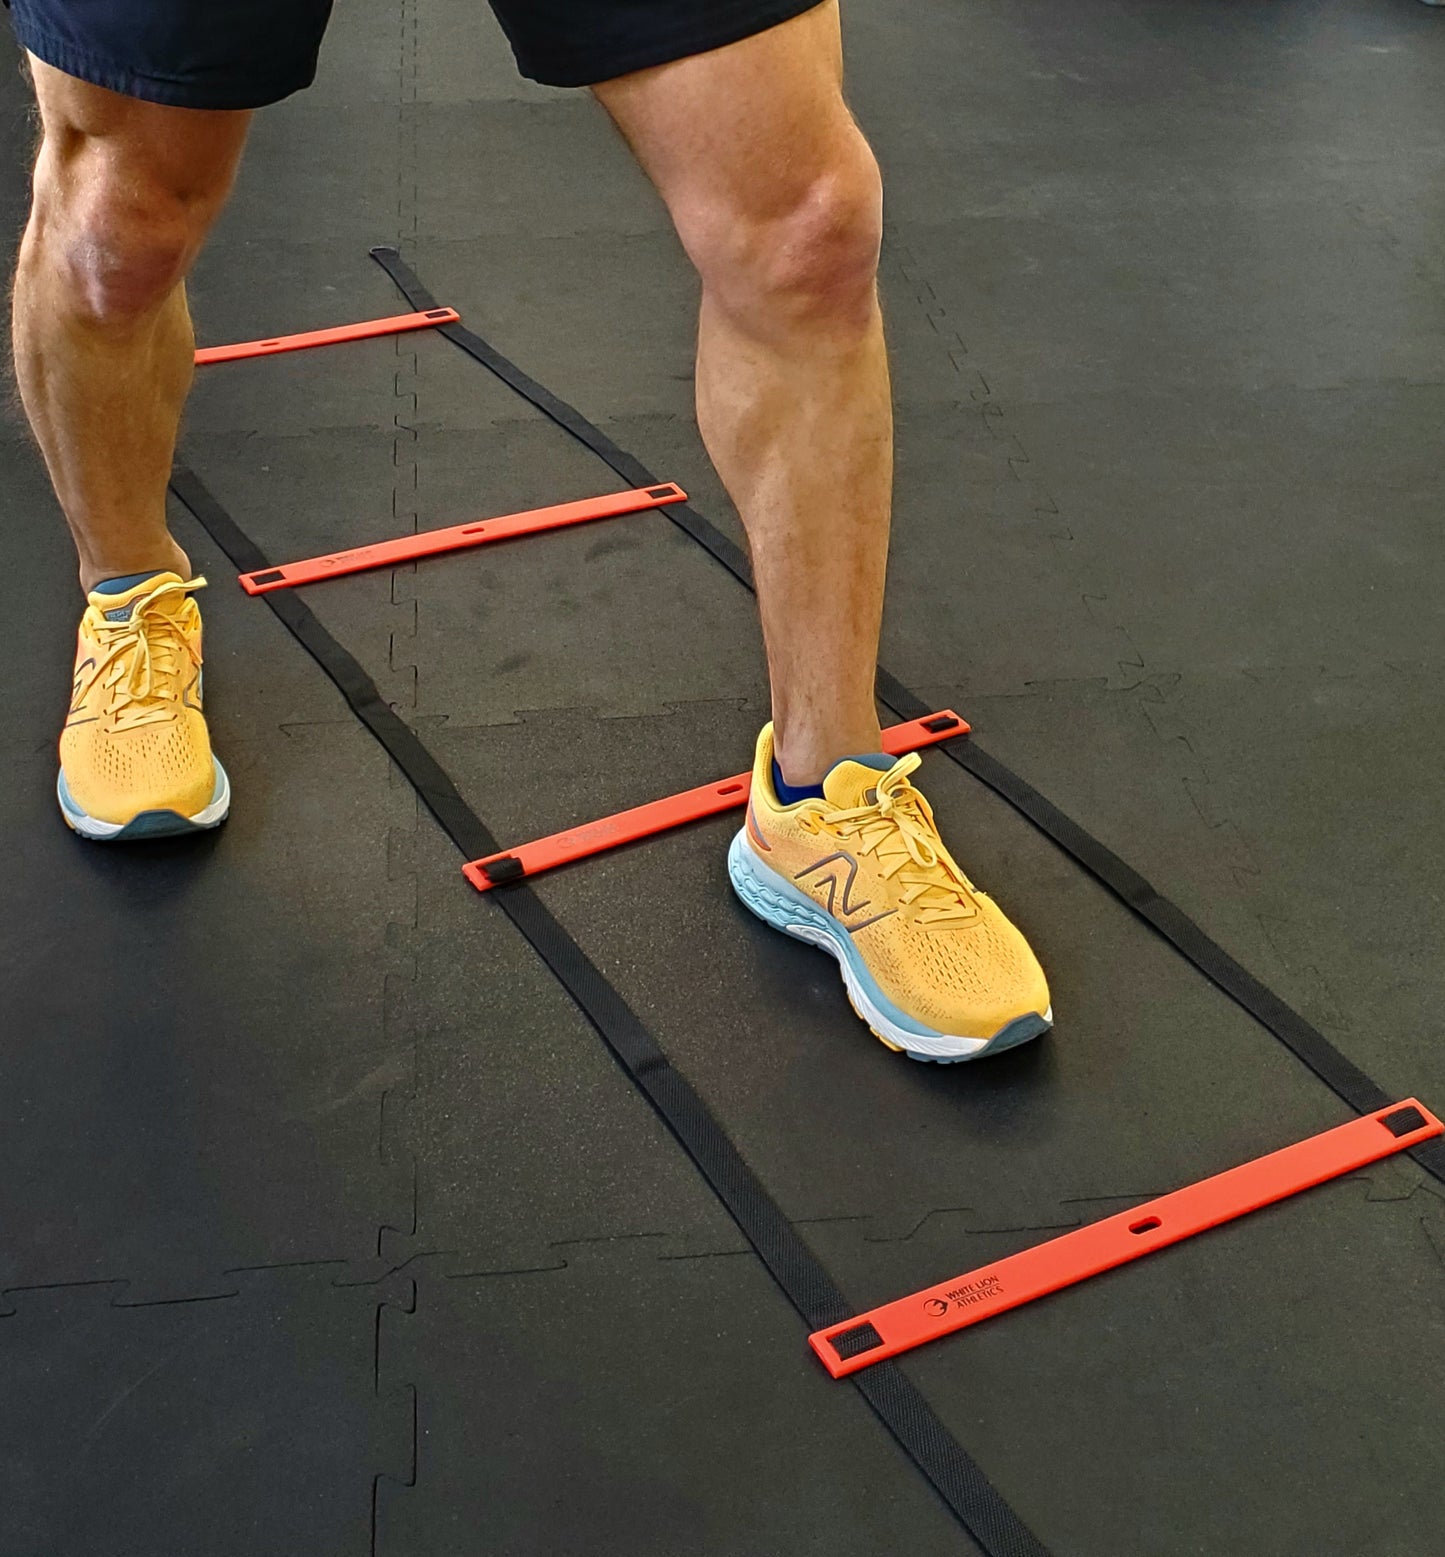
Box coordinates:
[89,571,186,624]
[821,752,895,809]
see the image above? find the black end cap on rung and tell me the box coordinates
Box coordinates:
[923,714,961,734]
[482,855,525,885]
[1382,1105,1427,1138]
[249,570,285,586]
[829,1322,884,1360]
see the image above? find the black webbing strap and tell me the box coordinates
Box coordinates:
[169,462,1051,1557]
[370,246,1445,1193]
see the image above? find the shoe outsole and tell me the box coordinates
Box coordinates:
[57,760,231,842]
[728,829,1051,1063]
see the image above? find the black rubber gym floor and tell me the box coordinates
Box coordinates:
[4,2,1444,1553]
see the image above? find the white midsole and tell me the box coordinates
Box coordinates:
[187,771,232,826]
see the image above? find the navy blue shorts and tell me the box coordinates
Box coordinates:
[7,0,826,108]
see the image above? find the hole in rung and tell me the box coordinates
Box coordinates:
[461,524,487,535]
[717,783,745,796]
[426,309,452,319]
[1129,1216,1162,1235]
[829,1322,884,1360]
[1382,1105,1427,1138]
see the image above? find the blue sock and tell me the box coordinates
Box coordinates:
[771,759,823,805]
[771,751,891,806]
[92,570,166,594]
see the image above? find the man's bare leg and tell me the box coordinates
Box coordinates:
[16,60,251,839]
[597,5,1052,1059]
[595,3,888,786]
[13,58,251,591]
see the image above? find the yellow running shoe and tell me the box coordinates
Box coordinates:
[58,572,230,841]
[728,723,1051,1061]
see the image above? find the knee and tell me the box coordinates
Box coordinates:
[29,132,218,327]
[690,136,884,337]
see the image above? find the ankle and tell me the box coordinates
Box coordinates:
[80,539,191,594]
[773,716,882,789]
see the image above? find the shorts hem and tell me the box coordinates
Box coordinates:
[513,0,829,87]
[11,20,317,110]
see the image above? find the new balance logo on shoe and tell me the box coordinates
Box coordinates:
[794,852,896,931]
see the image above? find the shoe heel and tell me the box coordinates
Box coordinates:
[728,829,789,932]
[727,830,836,944]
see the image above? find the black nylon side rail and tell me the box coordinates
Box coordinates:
[369,245,1445,1194]
[168,464,1053,1557]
